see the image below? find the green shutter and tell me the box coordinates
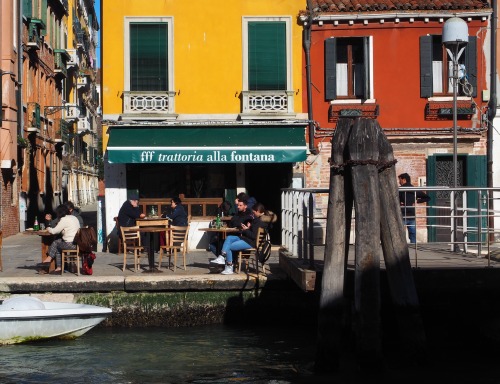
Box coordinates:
[465,36,477,98]
[23,0,32,18]
[466,155,487,242]
[248,22,286,91]
[420,35,433,98]
[41,0,47,31]
[130,23,168,91]
[324,38,337,100]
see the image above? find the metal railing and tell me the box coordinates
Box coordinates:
[281,187,500,267]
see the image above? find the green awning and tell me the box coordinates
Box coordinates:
[107,126,307,164]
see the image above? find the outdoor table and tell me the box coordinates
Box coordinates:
[198,227,240,256]
[136,218,171,273]
[23,229,56,272]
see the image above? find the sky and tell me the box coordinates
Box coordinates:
[95,0,101,67]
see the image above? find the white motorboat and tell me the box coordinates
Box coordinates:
[0,297,112,345]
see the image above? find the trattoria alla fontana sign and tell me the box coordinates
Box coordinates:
[106,126,308,164]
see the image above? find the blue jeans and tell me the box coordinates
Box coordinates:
[221,235,251,263]
[403,218,416,243]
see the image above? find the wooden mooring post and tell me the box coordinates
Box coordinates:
[316,118,426,372]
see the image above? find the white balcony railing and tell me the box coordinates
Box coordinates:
[123,91,176,115]
[63,103,79,121]
[66,49,79,68]
[77,117,91,133]
[241,90,295,115]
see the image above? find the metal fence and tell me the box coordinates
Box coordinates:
[281,187,500,266]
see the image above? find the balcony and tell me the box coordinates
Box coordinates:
[122,91,177,119]
[63,103,80,121]
[54,119,70,143]
[66,49,79,69]
[27,19,45,50]
[77,75,88,89]
[240,90,295,120]
[77,117,91,133]
[26,102,41,132]
[54,49,71,78]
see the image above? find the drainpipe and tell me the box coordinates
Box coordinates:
[17,0,23,140]
[487,0,497,241]
[487,0,497,191]
[304,0,318,155]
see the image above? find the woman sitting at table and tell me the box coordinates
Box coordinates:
[160,197,188,246]
[210,202,276,275]
[39,204,80,274]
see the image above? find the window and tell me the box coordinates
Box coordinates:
[420,35,477,98]
[124,17,174,115]
[325,37,372,101]
[130,23,168,91]
[242,17,293,115]
[248,21,286,91]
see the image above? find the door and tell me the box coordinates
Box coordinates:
[427,155,487,242]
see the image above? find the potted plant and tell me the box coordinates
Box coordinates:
[17,136,29,148]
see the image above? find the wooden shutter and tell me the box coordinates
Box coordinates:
[465,36,477,98]
[362,36,370,100]
[23,0,32,18]
[130,23,168,92]
[324,37,337,100]
[420,36,433,98]
[248,22,287,91]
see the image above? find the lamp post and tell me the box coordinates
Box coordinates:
[442,17,468,252]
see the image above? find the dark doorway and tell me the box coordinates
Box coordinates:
[245,163,293,244]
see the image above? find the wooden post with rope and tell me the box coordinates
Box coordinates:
[316,118,425,372]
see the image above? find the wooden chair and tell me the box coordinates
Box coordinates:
[120,226,145,272]
[114,216,123,254]
[237,227,268,275]
[61,246,81,275]
[158,225,189,272]
[0,230,3,272]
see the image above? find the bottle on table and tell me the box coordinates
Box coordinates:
[216,214,221,229]
[33,217,39,231]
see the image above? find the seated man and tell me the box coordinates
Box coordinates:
[38,204,80,274]
[210,202,276,274]
[208,197,253,255]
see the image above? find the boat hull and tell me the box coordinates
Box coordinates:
[0,301,112,345]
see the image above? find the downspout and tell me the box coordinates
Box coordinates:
[304,0,318,155]
[17,0,23,140]
[487,0,497,241]
[487,0,497,191]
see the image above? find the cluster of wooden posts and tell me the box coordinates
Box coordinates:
[316,118,426,371]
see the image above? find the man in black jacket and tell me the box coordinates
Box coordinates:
[118,193,145,229]
[398,173,430,243]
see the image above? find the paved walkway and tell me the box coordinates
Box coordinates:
[1,202,499,294]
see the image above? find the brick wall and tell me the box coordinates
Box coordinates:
[0,173,20,238]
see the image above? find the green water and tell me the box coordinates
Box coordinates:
[0,325,317,383]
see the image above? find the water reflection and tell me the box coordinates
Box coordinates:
[0,325,317,383]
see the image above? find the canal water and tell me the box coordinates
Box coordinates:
[0,325,319,383]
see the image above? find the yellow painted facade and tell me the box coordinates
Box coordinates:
[101,0,305,125]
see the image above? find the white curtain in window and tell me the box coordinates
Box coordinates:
[432,61,443,93]
[447,61,454,93]
[336,63,348,96]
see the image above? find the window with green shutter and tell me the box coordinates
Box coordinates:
[248,22,286,91]
[130,23,168,92]
[23,0,32,18]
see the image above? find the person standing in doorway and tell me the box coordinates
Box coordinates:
[398,173,430,243]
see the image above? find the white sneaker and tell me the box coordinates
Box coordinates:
[210,255,226,265]
[221,265,234,275]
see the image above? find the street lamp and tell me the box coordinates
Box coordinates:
[442,17,468,252]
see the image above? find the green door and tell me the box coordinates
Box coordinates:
[427,154,486,242]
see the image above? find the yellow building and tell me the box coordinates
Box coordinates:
[101,0,309,243]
